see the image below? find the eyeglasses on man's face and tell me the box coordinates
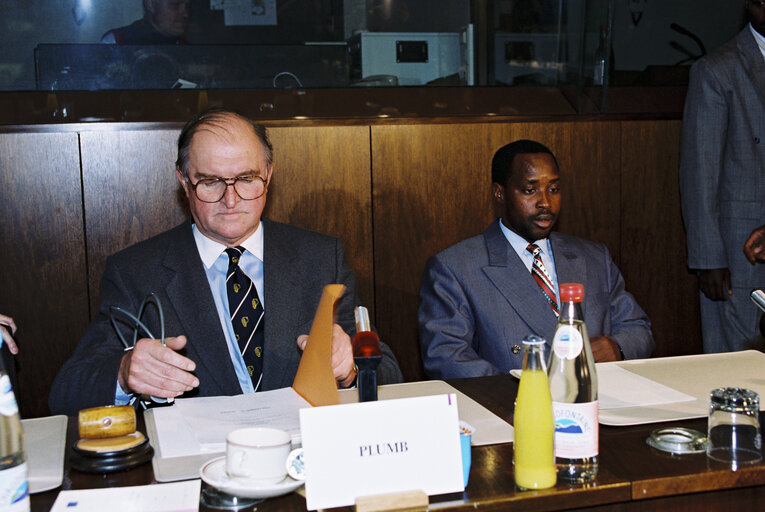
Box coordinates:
[187,174,268,203]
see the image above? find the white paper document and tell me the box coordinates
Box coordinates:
[50,480,201,512]
[512,362,695,411]
[300,394,464,510]
[596,364,695,410]
[600,350,765,425]
[153,387,310,458]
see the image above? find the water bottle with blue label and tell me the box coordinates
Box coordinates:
[547,283,599,484]
[0,333,29,511]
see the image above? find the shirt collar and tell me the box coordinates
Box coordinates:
[497,218,551,257]
[192,222,264,269]
[750,23,765,61]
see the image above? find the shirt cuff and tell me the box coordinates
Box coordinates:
[115,379,133,405]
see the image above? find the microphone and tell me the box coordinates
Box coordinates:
[749,289,765,337]
[352,306,382,402]
[670,23,707,57]
[750,289,765,312]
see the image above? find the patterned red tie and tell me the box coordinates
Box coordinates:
[526,243,559,317]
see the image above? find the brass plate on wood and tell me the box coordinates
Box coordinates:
[75,431,145,454]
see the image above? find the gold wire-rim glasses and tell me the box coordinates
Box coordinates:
[187,175,268,203]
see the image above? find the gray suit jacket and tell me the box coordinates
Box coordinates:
[49,218,401,415]
[418,221,654,378]
[680,26,765,285]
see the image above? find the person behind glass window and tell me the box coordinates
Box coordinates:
[100,0,190,45]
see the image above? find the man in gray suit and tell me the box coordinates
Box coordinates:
[50,108,401,415]
[679,1,765,353]
[418,140,654,378]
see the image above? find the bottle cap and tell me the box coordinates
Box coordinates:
[560,283,584,302]
[521,335,545,346]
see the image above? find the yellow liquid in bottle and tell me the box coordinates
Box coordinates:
[514,368,556,490]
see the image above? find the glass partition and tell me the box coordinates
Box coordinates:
[0,0,750,116]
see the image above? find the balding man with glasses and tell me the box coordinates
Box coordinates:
[50,108,401,415]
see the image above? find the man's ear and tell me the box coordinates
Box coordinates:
[176,168,189,191]
[492,182,505,205]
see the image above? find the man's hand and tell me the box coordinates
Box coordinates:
[0,314,19,355]
[118,335,198,398]
[744,225,765,264]
[697,268,732,301]
[590,336,622,362]
[296,323,356,388]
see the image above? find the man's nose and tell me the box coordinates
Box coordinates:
[222,183,239,206]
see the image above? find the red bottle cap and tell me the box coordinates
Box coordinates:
[559,283,584,302]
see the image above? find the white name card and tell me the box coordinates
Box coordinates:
[299,393,463,510]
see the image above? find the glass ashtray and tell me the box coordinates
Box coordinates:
[646,427,708,454]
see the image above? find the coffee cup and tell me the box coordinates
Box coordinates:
[225,427,291,484]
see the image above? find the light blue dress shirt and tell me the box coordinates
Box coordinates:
[193,223,265,394]
[115,223,265,403]
[498,218,560,307]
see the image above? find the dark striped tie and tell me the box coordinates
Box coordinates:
[526,243,559,317]
[225,247,264,391]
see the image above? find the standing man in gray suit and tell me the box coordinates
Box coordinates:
[50,108,401,415]
[679,1,765,353]
[418,140,654,379]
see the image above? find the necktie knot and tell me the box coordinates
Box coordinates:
[526,242,559,317]
[526,243,541,257]
[225,246,245,269]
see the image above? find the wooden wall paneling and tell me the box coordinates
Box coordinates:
[619,120,701,357]
[80,129,187,317]
[542,121,622,260]
[0,132,88,418]
[371,124,495,381]
[371,122,622,382]
[264,126,374,313]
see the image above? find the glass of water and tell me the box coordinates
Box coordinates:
[707,387,762,467]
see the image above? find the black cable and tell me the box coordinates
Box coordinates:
[109,292,172,407]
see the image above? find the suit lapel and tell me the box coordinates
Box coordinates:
[738,28,765,112]
[261,219,304,389]
[550,233,587,292]
[481,222,557,339]
[163,222,241,394]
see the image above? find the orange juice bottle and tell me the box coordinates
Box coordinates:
[514,335,556,490]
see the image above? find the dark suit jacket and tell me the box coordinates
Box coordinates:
[49,218,401,415]
[680,26,765,279]
[418,221,654,379]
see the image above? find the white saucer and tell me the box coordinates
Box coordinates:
[200,456,304,499]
